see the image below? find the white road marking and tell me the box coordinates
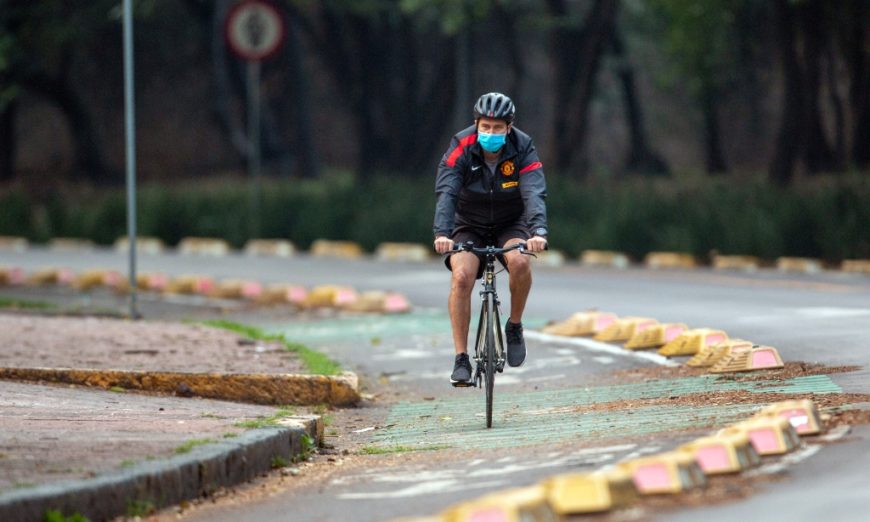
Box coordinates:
[526,331,678,367]
[337,479,507,499]
[593,356,615,365]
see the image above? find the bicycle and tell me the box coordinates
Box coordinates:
[447,241,535,428]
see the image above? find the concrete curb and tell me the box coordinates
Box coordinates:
[0,418,319,522]
[0,368,361,407]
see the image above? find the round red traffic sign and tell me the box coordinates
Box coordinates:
[225,0,286,61]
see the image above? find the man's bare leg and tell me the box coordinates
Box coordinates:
[503,238,532,323]
[448,252,480,354]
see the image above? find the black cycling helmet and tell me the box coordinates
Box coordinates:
[473,92,515,122]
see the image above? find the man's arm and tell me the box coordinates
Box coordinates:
[433,134,471,243]
[517,141,548,251]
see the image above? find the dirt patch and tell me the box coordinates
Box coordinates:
[0,314,305,374]
[600,361,861,385]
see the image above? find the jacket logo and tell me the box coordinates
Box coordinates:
[500,160,515,176]
[501,181,518,189]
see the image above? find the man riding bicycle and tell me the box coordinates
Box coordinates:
[433,92,549,386]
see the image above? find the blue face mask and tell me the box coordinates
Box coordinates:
[478,131,506,153]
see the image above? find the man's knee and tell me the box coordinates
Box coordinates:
[506,252,531,275]
[450,255,479,292]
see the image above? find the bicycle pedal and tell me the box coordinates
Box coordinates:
[451,381,474,388]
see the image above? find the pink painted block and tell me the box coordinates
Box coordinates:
[147,273,169,291]
[779,409,811,433]
[286,286,308,304]
[57,268,76,285]
[637,320,657,332]
[665,326,686,341]
[6,267,26,285]
[633,463,671,492]
[695,445,731,472]
[241,281,263,299]
[384,293,411,313]
[194,277,215,294]
[334,288,357,306]
[704,334,726,346]
[751,350,779,368]
[596,315,617,330]
[102,271,124,287]
[469,508,509,522]
[748,428,780,454]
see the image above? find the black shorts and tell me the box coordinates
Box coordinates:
[443,223,530,279]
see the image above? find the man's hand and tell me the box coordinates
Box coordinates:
[434,236,455,254]
[526,235,548,253]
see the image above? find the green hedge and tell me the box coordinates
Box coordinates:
[1,172,868,261]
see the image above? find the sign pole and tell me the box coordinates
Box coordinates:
[123,0,139,319]
[247,58,261,239]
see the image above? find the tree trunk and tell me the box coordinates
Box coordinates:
[285,16,319,178]
[0,100,16,182]
[845,0,870,168]
[800,0,836,173]
[701,88,728,174]
[769,0,804,185]
[612,31,669,176]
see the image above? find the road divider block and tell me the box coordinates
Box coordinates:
[164,275,216,295]
[645,252,696,269]
[712,255,760,271]
[210,279,264,300]
[721,416,800,456]
[686,339,753,367]
[658,328,729,356]
[753,400,823,435]
[594,317,658,342]
[443,485,557,522]
[114,236,165,255]
[618,451,706,494]
[679,431,760,475]
[0,266,26,286]
[531,250,566,267]
[73,270,127,292]
[344,291,412,314]
[625,323,688,350]
[541,311,618,337]
[709,345,784,373]
[542,468,638,515]
[841,259,870,274]
[244,239,297,257]
[375,242,430,262]
[0,236,28,252]
[310,239,364,259]
[255,284,309,306]
[49,238,95,251]
[136,273,169,292]
[178,237,231,256]
[580,250,630,268]
[301,285,359,308]
[776,257,823,273]
[27,267,75,286]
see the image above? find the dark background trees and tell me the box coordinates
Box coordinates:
[1,0,868,186]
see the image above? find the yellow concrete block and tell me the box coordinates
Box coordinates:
[27,268,76,286]
[72,270,127,292]
[541,311,618,337]
[543,468,637,515]
[723,416,800,456]
[310,239,364,259]
[211,279,264,300]
[594,317,658,342]
[343,291,412,313]
[686,339,753,367]
[442,485,556,522]
[164,275,216,295]
[618,451,706,495]
[301,285,359,308]
[709,345,784,373]
[625,323,688,350]
[645,252,696,269]
[244,239,297,257]
[177,237,231,256]
[841,259,870,274]
[49,238,95,251]
[754,399,823,436]
[658,328,729,356]
[114,236,165,255]
[255,284,309,306]
[0,266,26,286]
[0,236,28,252]
[375,242,430,262]
[679,431,760,475]
[531,250,566,267]
[580,250,630,268]
[136,273,170,292]
[712,255,760,271]
[777,257,823,274]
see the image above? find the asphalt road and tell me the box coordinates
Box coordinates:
[2,248,870,520]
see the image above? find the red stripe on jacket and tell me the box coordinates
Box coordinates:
[519,161,542,175]
[445,134,478,167]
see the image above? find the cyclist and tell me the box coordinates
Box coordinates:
[433,92,549,386]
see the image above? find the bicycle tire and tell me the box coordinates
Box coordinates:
[484,295,496,428]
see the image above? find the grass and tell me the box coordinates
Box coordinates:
[222,432,238,439]
[0,297,55,310]
[201,320,342,375]
[126,499,155,518]
[359,444,449,455]
[43,510,90,522]
[234,405,298,429]
[174,438,214,454]
[201,412,225,419]
[271,455,290,468]
[108,386,126,393]
[119,459,136,469]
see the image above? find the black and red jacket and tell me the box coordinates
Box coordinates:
[433,124,548,238]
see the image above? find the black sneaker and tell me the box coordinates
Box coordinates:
[450,353,473,386]
[506,321,526,367]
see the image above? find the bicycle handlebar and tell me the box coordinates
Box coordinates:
[448,241,540,255]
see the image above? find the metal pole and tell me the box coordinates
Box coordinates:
[123,0,139,319]
[247,59,261,239]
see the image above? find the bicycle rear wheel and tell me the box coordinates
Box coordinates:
[484,295,496,428]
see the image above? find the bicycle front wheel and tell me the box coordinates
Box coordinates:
[484,295,496,429]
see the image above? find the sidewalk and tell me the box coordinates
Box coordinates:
[0,313,335,521]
